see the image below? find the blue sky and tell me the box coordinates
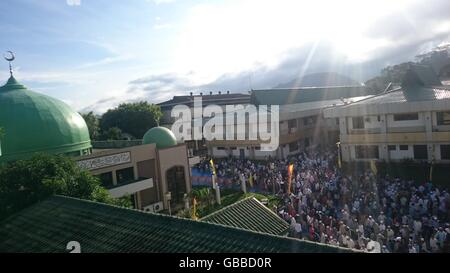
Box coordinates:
[1,0,449,113]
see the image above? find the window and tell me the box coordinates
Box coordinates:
[336,118,340,126]
[352,117,364,129]
[377,116,381,122]
[413,145,428,160]
[255,146,261,151]
[288,119,297,129]
[440,145,450,160]
[116,167,135,185]
[399,145,409,151]
[303,116,317,126]
[289,141,299,152]
[304,138,310,147]
[355,145,379,159]
[388,145,396,151]
[437,111,450,125]
[96,172,113,188]
[216,147,226,150]
[393,113,419,121]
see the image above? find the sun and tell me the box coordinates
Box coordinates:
[172,0,414,82]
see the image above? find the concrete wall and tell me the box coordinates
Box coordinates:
[388,145,414,160]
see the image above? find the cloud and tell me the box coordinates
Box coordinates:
[81,33,449,114]
[70,0,450,113]
[66,0,81,6]
[76,54,134,69]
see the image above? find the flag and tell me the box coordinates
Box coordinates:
[249,173,254,188]
[288,164,294,176]
[192,198,198,220]
[336,141,341,169]
[209,159,216,176]
[337,152,342,169]
[370,160,377,176]
[429,162,433,182]
[287,164,294,194]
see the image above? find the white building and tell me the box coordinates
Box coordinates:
[207,86,374,159]
[324,65,450,163]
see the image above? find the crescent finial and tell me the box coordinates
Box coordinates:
[4,51,15,76]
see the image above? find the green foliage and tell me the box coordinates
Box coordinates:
[100,101,163,139]
[81,111,100,140]
[175,208,192,218]
[101,126,123,141]
[0,153,130,220]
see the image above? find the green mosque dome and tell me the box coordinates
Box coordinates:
[0,76,92,163]
[142,126,177,149]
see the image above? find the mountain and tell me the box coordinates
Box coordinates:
[275,72,362,88]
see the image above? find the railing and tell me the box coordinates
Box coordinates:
[92,140,143,149]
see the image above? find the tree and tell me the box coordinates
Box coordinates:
[365,44,450,92]
[81,111,100,140]
[0,127,4,156]
[101,126,123,141]
[0,154,130,220]
[100,102,163,139]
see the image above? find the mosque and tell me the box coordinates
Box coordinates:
[0,55,192,213]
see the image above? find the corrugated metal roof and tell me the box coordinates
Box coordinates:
[279,96,373,114]
[201,197,289,236]
[158,93,251,108]
[340,86,450,107]
[0,196,353,253]
[251,86,375,105]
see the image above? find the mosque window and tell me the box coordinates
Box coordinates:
[116,167,135,185]
[97,172,113,188]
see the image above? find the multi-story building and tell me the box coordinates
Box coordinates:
[324,65,450,163]
[158,92,251,157]
[207,86,375,159]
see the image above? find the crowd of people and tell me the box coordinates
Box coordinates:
[194,150,450,253]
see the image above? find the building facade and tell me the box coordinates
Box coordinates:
[206,86,375,159]
[324,65,450,163]
[76,141,192,213]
